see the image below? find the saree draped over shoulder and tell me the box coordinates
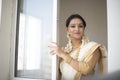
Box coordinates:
[60,39,107,80]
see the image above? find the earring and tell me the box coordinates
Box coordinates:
[64,33,72,53]
[67,33,70,39]
[81,33,89,45]
[67,33,71,45]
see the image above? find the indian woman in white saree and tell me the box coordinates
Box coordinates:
[48,14,107,80]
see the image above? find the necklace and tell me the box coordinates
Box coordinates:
[72,45,81,60]
[73,44,81,60]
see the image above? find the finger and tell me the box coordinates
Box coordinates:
[49,50,54,53]
[51,53,55,55]
[48,44,56,48]
[49,50,55,55]
[49,47,56,52]
[50,42,57,47]
[50,51,55,55]
[48,45,56,49]
[51,42,57,44]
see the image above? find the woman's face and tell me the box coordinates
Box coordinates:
[67,18,85,40]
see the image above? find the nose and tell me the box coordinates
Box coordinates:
[75,26,79,31]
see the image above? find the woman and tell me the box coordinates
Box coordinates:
[48,14,107,80]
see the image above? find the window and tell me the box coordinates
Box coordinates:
[11,0,58,80]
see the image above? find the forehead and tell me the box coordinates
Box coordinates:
[69,18,83,25]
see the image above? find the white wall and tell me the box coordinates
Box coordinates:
[107,0,120,73]
[0,0,13,80]
[58,0,107,49]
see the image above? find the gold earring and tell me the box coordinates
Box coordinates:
[67,33,70,39]
[65,32,72,53]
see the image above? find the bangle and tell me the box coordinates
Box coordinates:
[64,54,72,64]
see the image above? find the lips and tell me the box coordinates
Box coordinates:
[74,32,80,34]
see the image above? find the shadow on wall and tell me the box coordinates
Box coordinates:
[87,71,120,80]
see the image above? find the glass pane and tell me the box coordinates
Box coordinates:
[15,0,54,79]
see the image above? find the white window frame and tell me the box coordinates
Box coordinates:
[10,0,58,80]
[0,0,2,27]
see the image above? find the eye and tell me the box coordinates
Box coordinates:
[70,25,75,28]
[78,25,84,28]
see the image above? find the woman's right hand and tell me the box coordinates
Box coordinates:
[48,42,67,59]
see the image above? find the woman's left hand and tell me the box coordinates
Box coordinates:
[48,42,66,58]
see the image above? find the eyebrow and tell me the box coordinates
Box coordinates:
[69,23,83,25]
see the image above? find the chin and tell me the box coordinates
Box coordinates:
[74,37,82,40]
[71,35,82,40]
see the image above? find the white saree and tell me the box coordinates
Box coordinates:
[60,40,107,80]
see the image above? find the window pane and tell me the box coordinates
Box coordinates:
[15,0,54,79]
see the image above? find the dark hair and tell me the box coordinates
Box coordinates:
[66,14,86,28]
